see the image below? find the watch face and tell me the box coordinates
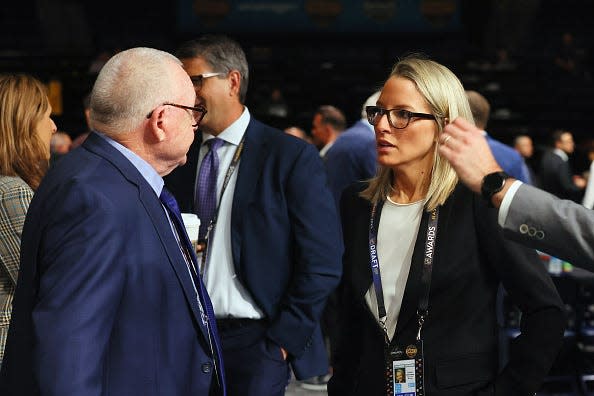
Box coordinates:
[483,172,505,192]
[481,171,509,204]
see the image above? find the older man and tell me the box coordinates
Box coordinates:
[310,105,346,158]
[0,48,225,396]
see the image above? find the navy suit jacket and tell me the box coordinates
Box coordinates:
[324,119,377,209]
[486,134,531,184]
[0,133,222,396]
[165,117,343,379]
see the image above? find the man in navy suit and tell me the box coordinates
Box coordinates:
[0,48,225,395]
[324,90,380,208]
[540,129,586,202]
[165,35,343,396]
[466,90,532,184]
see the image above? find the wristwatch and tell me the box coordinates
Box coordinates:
[481,171,509,207]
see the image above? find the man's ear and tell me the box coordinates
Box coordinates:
[228,70,241,98]
[148,106,167,142]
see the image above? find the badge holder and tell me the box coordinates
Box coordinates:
[385,315,426,396]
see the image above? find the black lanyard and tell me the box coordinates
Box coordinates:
[368,199,439,343]
[200,135,245,274]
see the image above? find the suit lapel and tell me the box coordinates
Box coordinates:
[83,133,211,342]
[230,119,270,274]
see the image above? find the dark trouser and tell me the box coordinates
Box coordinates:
[321,290,339,367]
[216,319,290,396]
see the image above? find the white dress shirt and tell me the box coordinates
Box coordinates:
[319,141,335,158]
[197,107,264,319]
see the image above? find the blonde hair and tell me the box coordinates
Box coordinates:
[362,55,474,211]
[0,74,50,190]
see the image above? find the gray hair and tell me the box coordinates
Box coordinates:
[175,35,249,104]
[89,47,182,134]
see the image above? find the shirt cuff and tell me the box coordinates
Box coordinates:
[498,180,523,227]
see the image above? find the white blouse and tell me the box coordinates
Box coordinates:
[365,197,424,340]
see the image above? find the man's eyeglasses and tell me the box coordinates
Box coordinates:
[366,106,436,129]
[146,103,207,128]
[189,72,225,89]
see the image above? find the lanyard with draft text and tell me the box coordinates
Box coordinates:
[199,135,245,275]
[369,199,439,396]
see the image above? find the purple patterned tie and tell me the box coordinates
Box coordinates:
[196,138,224,240]
[159,187,227,395]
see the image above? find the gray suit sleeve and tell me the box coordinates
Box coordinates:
[503,183,594,270]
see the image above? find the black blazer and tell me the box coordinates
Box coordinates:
[328,182,565,396]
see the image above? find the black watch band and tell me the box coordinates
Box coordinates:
[481,171,509,207]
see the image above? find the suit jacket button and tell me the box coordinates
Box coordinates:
[536,230,545,240]
[528,227,536,237]
[519,224,529,234]
[201,362,212,373]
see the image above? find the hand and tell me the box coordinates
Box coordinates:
[196,241,206,253]
[280,347,288,361]
[573,175,587,189]
[438,117,502,193]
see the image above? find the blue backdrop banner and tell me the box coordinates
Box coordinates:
[177,0,461,33]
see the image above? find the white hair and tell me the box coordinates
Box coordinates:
[361,90,381,119]
[89,47,183,134]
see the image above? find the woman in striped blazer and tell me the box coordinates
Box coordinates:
[0,74,57,365]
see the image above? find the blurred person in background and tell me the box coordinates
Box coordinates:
[324,90,381,208]
[582,140,594,209]
[513,134,539,187]
[284,125,311,144]
[329,55,564,396]
[71,92,92,149]
[49,131,72,165]
[0,73,57,366]
[311,105,346,158]
[466,90,532,184]
[540,129,585,202]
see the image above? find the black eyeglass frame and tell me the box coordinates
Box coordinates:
[146,103,207,128]
[366,105,437,129]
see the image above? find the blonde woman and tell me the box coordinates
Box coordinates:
[0,74,56,365]
[328,56,565,396]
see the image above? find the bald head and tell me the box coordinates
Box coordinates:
[89,47,187,135]
[50,131,72,155]
[466,90,490,130]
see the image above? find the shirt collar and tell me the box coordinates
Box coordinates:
[319,141,335,157]
[553,148,569,161]
[96,132,164,196]
[201,106,250,146]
